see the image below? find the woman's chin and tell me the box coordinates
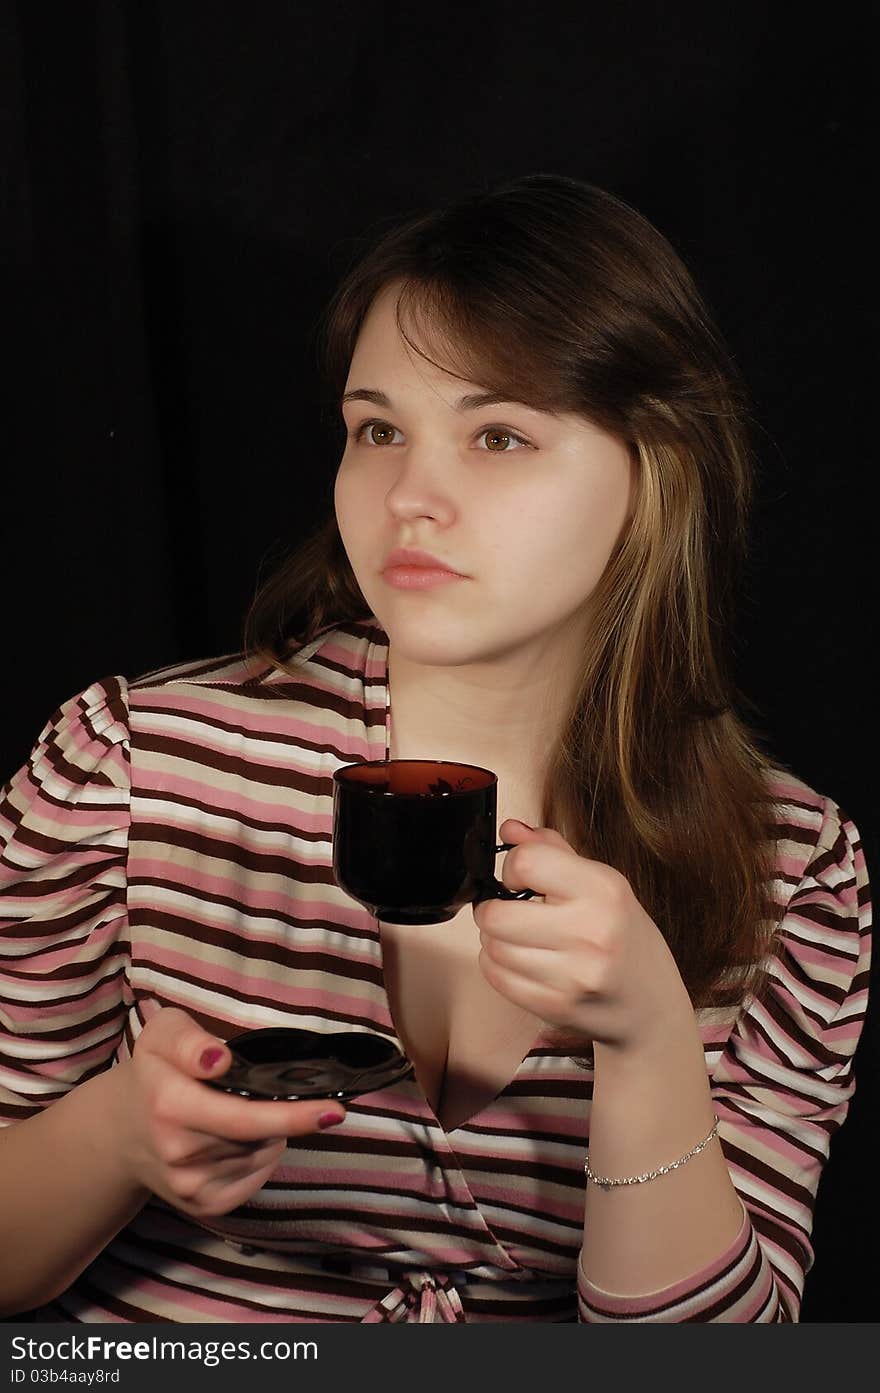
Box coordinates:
[378,615,487,668]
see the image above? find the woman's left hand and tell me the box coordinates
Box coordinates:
[472,819,695,1052]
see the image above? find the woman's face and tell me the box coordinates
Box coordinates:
[334,285,636,669]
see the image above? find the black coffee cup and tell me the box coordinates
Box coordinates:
[332,758,538,924]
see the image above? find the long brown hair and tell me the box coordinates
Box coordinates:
[246,173,789,1020]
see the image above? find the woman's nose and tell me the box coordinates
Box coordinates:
[383,447,457,524]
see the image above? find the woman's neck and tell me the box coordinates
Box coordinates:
[386,637,580,801]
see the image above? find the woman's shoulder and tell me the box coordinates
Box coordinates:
[760,764,862,877]
[758,765,869,988]
[126,616,387,701]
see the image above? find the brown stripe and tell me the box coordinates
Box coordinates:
[134,784,327,841]
[683,1242,768,1323]
[6,780,128,819]
[0,900,126,946]
[0,998,124,1041]
[234,1204,486,1244]
[1,823,125,860]
[785,899,858,934]
[768,948,848,1012]
[132,907,381,981]
[132,822,336,884]
[127,881,375,945]
[82,1258,353,1322]
[131,732,334,791]
[131,654,255,688]
[772,822,824,847]
[3,860,127,898]
[38,743,122,789]
[447,1150,586,1186]
[720,1133,819,1203]
[133,698,380,749]
[807,838,853,881]
[133,960,385,1030]
[756,991,851,1068]
[746,1203,813,1269]
[478,1221,579,1261]
[772,795,828,814]
[54,1278,158,1324]
[777,922,861,962]
[583,1225,755,1322]
[462,1289,573,1317]
[121,1224,398,1300]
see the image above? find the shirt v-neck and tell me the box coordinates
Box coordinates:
[364,621,553,1138]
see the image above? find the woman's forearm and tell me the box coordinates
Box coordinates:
[580,996,744,1298]
[0,1063,150,1316]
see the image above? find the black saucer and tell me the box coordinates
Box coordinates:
[205,1027,413,1101]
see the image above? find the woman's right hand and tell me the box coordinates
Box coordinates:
[109,1007,346,1219]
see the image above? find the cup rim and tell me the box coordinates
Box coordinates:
[333,758,498,796]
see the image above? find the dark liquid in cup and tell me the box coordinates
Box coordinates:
[332,760,502,924]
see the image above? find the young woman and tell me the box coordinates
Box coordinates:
[0,174,870,1323]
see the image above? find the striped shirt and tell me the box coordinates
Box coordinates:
[0,617,871,1322]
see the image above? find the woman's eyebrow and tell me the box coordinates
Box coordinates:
[340,387,556,415]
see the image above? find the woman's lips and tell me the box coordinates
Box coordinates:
[382,566,467,590]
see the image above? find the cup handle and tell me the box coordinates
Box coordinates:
[479,842,538,902]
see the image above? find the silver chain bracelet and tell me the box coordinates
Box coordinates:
[584,1116,720,1190]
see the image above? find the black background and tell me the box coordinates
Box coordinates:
[4,2,875,1320]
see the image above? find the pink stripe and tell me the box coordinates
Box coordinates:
[142,947,380,1015]
[774,851,812,878]
[781,940,860,970]
[48,709,117,761]
[6,806,126,838]
[24,1039,117,1077]
[135,699,350,752]
[131,860,344,913]
[132,893,373,951]
[716,1109,827,1167]
[579,1219,754,1315]
[765,775,824,808]
[272,1164,479,1201]
[3,976,122,1020]
[99,1264,313,1321]
[467,1182,583,1221]
[135,773,332,828]
[461,1105,585,1135]
[135,686,347,720]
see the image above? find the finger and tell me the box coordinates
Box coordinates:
[181,1132,290,1165]
[199,1135,288,1177]
[168,1076,347,1144]
[499,832,632,904]
[477,950,570,1020]
[496,840,576,898]
[473,895,549,943]
[479,938,574,991]
[139,1007,233,1081]
[499,821,576,856]
[190,1153,291,1218]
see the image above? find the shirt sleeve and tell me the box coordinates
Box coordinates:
[577,796,872,1322]
[0,677,132,1125]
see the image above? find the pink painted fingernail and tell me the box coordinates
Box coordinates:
[318,1111,345,1130]
[200,1047,224,1070]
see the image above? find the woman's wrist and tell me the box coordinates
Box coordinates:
[83,1060,152,1201]
[595,939,701,1065]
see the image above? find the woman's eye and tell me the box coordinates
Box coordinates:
[353,420,401,446]
[351,420,530,452]
[479,427,529,452]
